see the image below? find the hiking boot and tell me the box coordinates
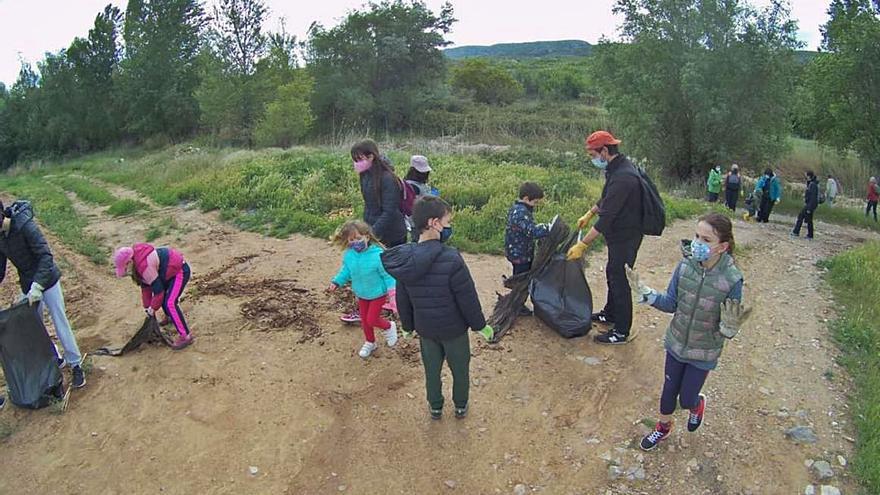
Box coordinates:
[384,322,398,347]
[71,365,86,389]
[641,421,673,451]
[430,408,443,420]
[591,311,615,325]
[518,306,533,317]
[594,329,630,345]
[455,405,468,419]
[340,311,361,324]
[688,394,707,432]
[172,334,194,350]
[358,341,377,359]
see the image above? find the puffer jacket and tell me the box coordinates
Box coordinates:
[360,170,407,245]
[381,240,486,341]
[332,244,396,300]
[0,201,62,292]
[504,201,549,264]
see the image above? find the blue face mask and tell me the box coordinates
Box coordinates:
[349,239,368,252]
[690,238,712,262]
[591,158,608,170]
[439,226,453,243]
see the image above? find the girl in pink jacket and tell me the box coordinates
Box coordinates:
[114,243,193,349]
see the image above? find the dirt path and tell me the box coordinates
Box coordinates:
[0,186,872,495]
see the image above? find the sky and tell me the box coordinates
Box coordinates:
[0,0,830,88]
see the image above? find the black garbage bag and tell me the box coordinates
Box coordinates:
[530,254,593,338]
[0,302,64,409]
[94,316,173,356]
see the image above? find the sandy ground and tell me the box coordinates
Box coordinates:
[0,184,871,495]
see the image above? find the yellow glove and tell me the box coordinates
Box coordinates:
[566,241,588,261]
[576,210,595,230]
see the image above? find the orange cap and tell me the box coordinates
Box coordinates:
[586,130,621,151]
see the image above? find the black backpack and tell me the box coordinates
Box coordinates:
[634,166,666,236]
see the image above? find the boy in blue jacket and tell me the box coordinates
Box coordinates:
[504,182,550,315]
[381,197,493,420]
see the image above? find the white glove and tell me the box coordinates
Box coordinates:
[27,282,44,306]
[719,299,751,338]
[625,265,655,305]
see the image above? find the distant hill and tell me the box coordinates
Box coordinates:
[444,40,593,60]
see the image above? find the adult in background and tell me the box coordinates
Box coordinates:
[567,130,643,345]
[723,164,742,211]
[706,165,722,202]
[866,177,879,222]
[754,169,781,223]
[0,200,86,388]
[791,170,820,240]
[825,174,839,207]
[341,140,407,324]
[404,155,440,243]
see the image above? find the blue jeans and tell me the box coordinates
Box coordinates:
[38,281,82,367]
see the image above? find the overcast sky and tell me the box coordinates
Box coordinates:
[0,0,829,88]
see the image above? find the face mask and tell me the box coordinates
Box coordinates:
[439,226,453,243]
[591,158,608,170]
[348,239,368,252]
[690,238,712,262]
[353,159,372,174]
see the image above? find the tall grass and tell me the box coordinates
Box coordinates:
[779,138,873,198]
[822,242,880,492]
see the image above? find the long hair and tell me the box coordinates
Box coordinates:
[698,213,735,255]
[350,139,399,199]
[331,220,384,251]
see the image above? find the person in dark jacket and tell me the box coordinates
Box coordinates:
[381,196,493,420]
[0,200,85,388]
[342,140,407,325]
[791,170,820,239]
[567,130,643,345]
[504,182,550,316]
[754,169,782,223]
[723,164,742,211]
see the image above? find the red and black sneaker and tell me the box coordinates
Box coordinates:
[640,421,673,451]
[688,394,707,432]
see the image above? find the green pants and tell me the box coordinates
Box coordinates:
[419,332,471,410]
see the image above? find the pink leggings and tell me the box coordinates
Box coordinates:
[357,296,390,343]
[162,263,191,337]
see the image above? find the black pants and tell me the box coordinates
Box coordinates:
[706,192,719,202]
[512,262,532,276]
[603,236,643,335]
[725,188,739,211]
[867,201,878,221]
[757,196,774,223]
[792,207,814,238]
[660,352,709,415]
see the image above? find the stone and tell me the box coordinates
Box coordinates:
[444,480,457,489]
[626,466,646,481]
[812,461,834,480]
[585,437,600,445]
[836,455,847,467]
[513,484,528,495]
[804,486,815,495]
[608,465,625,480]
[337,485,347,492]
[582,357,602,366]
[819,486,841,495]
[805,459,815,468]
[786,426,819,444]
[248,466,259,476]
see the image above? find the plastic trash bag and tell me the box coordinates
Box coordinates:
[530,254,593,338]
[0,302,64,409]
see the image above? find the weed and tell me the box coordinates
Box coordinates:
[107,199,148,217]
[48,175,117,206]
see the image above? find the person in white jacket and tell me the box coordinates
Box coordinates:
[826,174,839,206]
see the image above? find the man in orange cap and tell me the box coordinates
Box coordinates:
[567,130,643,345]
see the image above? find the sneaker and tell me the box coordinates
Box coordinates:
[71,365,86,389]
[57,357,67,369]
[790,232,798,238]
[518,306,533,317]
[0,396,5,409]
[591,311,615,325]
[171,334,194,350]
[454,405,468,419]
[340,311,361,324]
[358,341,377,359]
[805,236,814,241]
[384,322,398,347]
[688,394,707,432]
[430,408,443,420]
[594,329,630,345]
[640,421,673,451]
[159,316,172,327]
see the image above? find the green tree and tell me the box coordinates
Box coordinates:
[254,71,314,147]
[119,0,206,141]
[451,58,523,105]
[306,0,455,132]
[594,0,801,178]
[796,0,880,167]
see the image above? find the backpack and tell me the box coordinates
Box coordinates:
[626,166,666,236]
[398,178,417,217]
[726,173,741,189]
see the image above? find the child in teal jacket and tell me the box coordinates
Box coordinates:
[328,220,398,358]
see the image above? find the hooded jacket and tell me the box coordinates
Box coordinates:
[360,170,407,245]
[804,176,820,211]
[0,201,62,293]
[381,240,486,341]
